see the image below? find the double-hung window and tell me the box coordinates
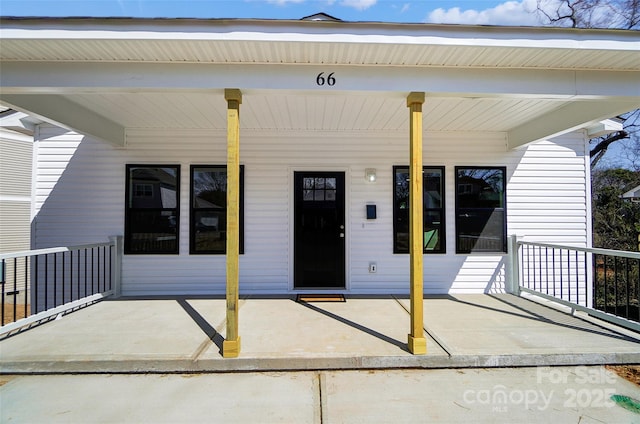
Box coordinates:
[125,165,180,254]
[455,167,507,253]
[393,166,445,254]
[190,165,244,254]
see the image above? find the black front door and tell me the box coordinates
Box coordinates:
[294,172,345,289]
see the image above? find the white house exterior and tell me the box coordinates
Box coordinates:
[1,16,639,299]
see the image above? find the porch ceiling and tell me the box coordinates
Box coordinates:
[56,92,565,131]
[4,90,638,149]
[32,91,570,133]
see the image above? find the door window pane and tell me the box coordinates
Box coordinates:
[302,176,338,203]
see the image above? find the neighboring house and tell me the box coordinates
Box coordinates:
[0,109,38,306]
[0,16,638,299]
[622,185,640,251]
[622,185,640,203]
[0,108,36,255]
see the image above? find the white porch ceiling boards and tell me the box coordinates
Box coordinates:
[65,92,228,130]
[1,39,639,71]
[60,91,565,133]
[1,18,639,71]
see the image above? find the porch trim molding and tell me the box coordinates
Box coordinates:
[407,91,427,355]
[223,88,242,358]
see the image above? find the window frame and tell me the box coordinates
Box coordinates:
[392,165,446,254]
[454,166,507,254]
[190,164,245,255]
[124,164,180,255]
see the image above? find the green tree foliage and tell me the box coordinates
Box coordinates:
[592,168,640,251]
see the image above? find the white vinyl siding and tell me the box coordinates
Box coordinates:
[0,130,33,254]
[32,124,589,296]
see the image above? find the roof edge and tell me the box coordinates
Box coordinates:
[1,15,638,36]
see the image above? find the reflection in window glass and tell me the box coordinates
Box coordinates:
[190,165,244,254]
[393,166,445,254]
[455,167,506,253]
[302,176,338,203]
[125,165,179,254]
[134,183,153,198]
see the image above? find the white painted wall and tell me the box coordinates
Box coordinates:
[32,124,590,296]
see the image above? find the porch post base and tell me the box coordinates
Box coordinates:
[222,337,241,358]
[407,335,427,355]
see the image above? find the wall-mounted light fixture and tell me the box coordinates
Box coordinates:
[365,168,377,182]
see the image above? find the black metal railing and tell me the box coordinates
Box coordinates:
[1,241,117,327]
[593,253,640,322]
[515,239,640,326]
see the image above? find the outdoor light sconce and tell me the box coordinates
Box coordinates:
[365,168,377,182]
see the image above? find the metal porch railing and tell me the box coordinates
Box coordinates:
[1,236,122,336]
[509,235,640,332]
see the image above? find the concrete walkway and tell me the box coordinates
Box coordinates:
[3,367,640,423]
[1,294,639,373]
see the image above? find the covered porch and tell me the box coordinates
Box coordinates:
[2,17,640,361]
[1,293,639,373]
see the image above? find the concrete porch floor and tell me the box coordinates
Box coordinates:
[1,294,639,373]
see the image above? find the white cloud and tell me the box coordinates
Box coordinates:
[426,0,543,26]
[340,0,377,11]
[400,3,410,14]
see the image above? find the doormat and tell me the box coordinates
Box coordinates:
[296,294,346,303]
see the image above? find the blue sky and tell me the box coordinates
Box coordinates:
[0,0,547,26]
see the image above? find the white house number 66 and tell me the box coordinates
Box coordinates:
[316,72,336,86]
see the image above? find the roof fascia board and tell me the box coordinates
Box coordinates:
[1,94,125,146]
[1,19,639,51]
[508,100,640,149]
[586,119,624,137]
[0,110,39,135]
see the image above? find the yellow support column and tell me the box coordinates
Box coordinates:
[407,92,427,355]
[223,88,242,358]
